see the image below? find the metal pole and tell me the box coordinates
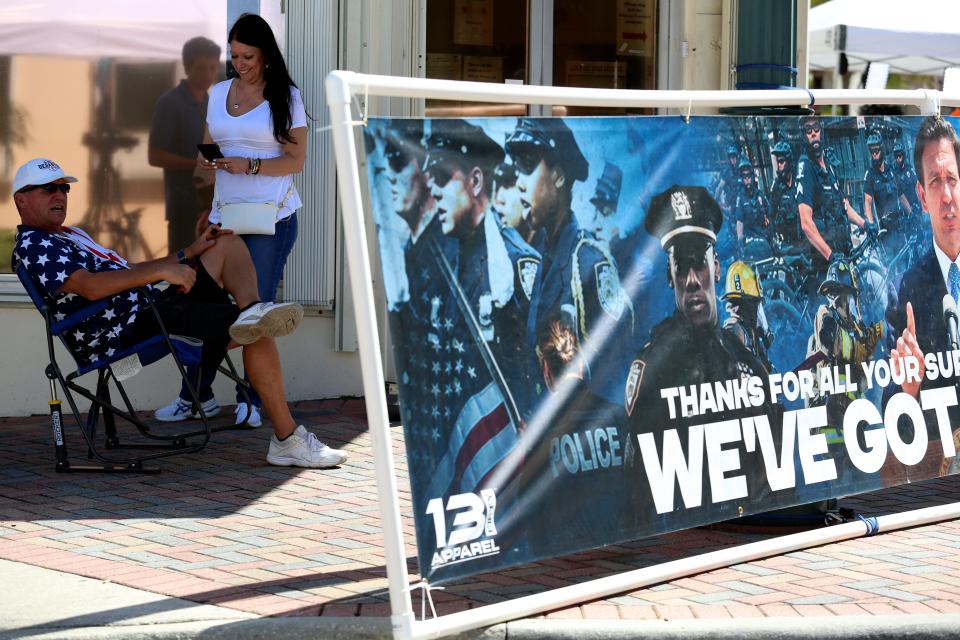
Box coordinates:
[324,71,416,640]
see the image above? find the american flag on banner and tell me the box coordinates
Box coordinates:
[392,282,520,504]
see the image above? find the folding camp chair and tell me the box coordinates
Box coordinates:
[16,262,251,473]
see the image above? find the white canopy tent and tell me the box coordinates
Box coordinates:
[808,0,960,77]
[0,0,226,61]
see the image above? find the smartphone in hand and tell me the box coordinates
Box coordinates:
[197,143,224,161]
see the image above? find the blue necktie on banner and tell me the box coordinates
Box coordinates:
[950,263,960,303]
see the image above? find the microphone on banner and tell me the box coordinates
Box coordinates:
[943,293,960,351]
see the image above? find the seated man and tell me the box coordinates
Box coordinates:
[11,157,346,469]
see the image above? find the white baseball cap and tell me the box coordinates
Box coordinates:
[12,158,78,194]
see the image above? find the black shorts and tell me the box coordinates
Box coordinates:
[128,261,239,372]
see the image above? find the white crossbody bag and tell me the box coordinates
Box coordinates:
[216,184,294,236]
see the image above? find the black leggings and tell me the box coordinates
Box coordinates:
[127,262,238,381]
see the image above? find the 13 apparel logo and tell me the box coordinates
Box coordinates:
[426,489,499,568]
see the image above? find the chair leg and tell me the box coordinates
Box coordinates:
[49,399,70,473]
[99,377,120,449]
[45,368,161,473]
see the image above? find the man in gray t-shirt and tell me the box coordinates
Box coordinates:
[149,37,221,253]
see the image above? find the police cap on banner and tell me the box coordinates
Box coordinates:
[504,117,588,182]
[644,185,723,250]
[493,161,518,188]
[384,121,424,171]
[590,161,623,209]
[867,132,882,147]
[726,144,739,156]
[422,119,504,176]
[738,156,753,172]
[893,141,905,154]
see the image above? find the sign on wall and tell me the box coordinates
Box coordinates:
[362,113,960,584]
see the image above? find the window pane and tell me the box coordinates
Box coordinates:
[425,0,528,117]
[553,0,657,115]
[0,6,227,272]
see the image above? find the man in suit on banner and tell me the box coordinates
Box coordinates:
[889,115,960,480]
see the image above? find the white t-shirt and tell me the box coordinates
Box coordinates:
[206,79,307,223]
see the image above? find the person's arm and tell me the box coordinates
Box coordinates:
[60,226,226,301]
[148,93,196,171]
[148,146,197,171]
[799,202,832,261]
[61,262,196,301]
[217,126,308,177]
[900,192,913,216]
[863,192,875,225]
[843,198,866,229]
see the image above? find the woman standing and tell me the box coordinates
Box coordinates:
[155,13,307,427]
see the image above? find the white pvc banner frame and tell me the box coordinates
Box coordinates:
[324,71,960,640]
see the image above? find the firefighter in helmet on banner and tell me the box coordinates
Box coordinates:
[806,259,883,485]
[722,260,773,372]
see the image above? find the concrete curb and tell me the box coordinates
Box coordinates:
[5,614,960,640]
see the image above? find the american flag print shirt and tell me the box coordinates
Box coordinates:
[14,226,150,368]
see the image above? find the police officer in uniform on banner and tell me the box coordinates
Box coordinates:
[591,161,623,243]
[382,122,457,314]
[378,122,459,397]
[769,140,803,252]
[422,119,542,419]
[891,140,930,258]
[492,160,535,245]
[797,116,869,300]
[505,118,633,406]
[715,144,741,219]
[733,156,770,257]
[863,132,908,256]
[623,186,777,525]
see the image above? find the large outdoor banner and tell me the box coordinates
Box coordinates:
[362,113,960,584]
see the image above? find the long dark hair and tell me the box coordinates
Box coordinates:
[229,13,299,144]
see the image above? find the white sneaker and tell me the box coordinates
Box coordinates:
[154,396,220,422]
[266,425,347,468]
[235,402,262,428]
[229,302,304,345]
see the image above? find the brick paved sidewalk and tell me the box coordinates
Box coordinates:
[0,397,958,623]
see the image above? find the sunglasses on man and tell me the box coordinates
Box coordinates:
[803,123,822,135]
[19,183,71,195]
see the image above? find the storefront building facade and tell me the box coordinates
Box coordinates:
[0,0,804,415]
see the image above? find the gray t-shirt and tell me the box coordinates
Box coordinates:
[149,80,207,221]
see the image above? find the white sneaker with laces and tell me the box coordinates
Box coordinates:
[266,425,347,468]
[154,396,220,422]
[229,302,304,345]
[235,402,262,428]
